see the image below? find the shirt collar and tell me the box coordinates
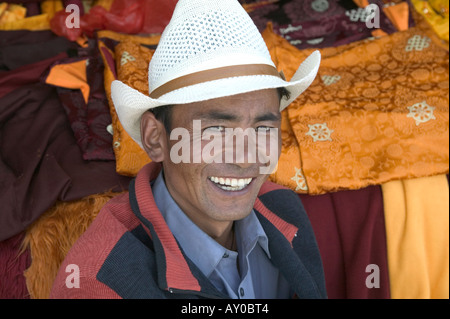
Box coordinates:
[152,170,271,278]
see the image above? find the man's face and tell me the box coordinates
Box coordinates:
[161,89,281,233]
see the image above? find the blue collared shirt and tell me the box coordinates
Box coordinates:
[152,171,292,299]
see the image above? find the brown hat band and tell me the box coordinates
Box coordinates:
[149,64,282,99]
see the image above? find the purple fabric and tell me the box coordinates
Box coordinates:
[0,83,131,241]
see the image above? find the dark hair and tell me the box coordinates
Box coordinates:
[149,104,175,133]
[149,87,291,132]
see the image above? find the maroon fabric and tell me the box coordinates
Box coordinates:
[0,30,56,49]
[0,36,73,71]
[271,13,374,50]
[63,0,84,15]
[49,41,115,161]
[0,83,131,241]
[25,2,41,17]
[0,52,67,99]
[299,185,390,299]
[248,0,415,49]
[0,232,31,299]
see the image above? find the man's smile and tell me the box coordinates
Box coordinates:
[208,176,255,192]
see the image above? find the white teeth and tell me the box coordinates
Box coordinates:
[209,176,253,191]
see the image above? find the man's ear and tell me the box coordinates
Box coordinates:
[140,111,167,162]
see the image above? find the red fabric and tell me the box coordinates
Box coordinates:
[0,233,31,299]
[50,0,177,40]
[299,186,391,299]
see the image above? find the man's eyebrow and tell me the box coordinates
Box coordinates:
[193,110,281,122]
[254,112,281,123]
[195,110,239,121]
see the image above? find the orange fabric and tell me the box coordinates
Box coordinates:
[383,2,410,32]
[22,192,123,299]
[352,0,370,8]
[263,25,449,194]
[112,41,155,176]
[76,34,89,48]
[45,59,89,104]
[98,31,159,176]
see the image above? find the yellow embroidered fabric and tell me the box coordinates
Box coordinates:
[0,2,50,31]
[98,31,159,176]
[112,41,155,176]
[382,175,449,299]
[263,25,449,194]
[0,3,26,24]
[411,0,449,45]
[40,0,63,20]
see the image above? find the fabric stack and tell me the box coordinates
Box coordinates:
[0,0,448,299]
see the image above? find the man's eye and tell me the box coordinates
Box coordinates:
[204,126,225,133]
[256,126,273,132]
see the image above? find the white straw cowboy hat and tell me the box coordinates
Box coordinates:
[111,0,321,147]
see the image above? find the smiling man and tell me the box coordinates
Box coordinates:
[51,0,326,299]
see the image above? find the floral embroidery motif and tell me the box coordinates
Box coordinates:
[311,0,330,13]
[407,101,436,126]
[345,8,370,22]
[321,75,341,86]
[306,123,334,142]
[405,35,431,52]
[120,51,136,66]
[291,167,308,192]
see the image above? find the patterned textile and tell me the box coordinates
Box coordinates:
[45,42,116,161]
[97,31,159,176]
[411,0,449,45]
[247,0,415,49]
[264,24,449,194]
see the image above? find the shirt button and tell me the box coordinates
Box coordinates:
[222,252,229,258]
[240,287,245,297]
